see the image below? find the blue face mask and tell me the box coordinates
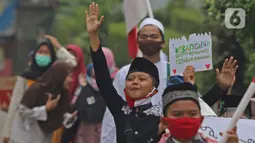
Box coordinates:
[35,54,51,67]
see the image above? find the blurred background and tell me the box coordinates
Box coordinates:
[0,0,255,95]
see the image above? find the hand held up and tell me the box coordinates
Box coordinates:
[216,57,238,90]
[44,35,62,49]
[85,2,104,51]
[183,66,195,85]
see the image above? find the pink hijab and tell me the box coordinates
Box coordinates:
[102,47,118,79]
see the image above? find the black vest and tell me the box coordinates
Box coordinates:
[115,103,161,143]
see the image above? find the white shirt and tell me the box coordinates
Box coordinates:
[160,51,168,62]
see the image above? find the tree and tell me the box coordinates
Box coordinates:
[204,0,255,94]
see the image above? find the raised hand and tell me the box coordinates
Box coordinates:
[183,66,195,85]
[45,93,61,111]
[85,2,104,36]
[44,35,62,49]
[216,57,238,90]
[85,2,104,51]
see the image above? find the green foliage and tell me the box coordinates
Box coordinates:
[52,0,121,64]
[172,8,204,24]
[204,0,255,85]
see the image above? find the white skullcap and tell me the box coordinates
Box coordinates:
[138,18,164,34]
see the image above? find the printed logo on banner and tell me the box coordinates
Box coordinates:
[224,8,246,29]
[169,32,213,76]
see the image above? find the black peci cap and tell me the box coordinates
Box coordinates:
[126,57,159,88]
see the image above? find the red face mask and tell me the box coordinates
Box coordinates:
[162,117,202,140]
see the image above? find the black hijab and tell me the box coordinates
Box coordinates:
[20,38,57,80]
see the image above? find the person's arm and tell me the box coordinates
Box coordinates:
[202,84,227,106]
[86,2,125,115]
[202,57,238,106]
[18,104,47,121]
[56,47,77,67]
[2,76,26,138]
[91,45,125,114]
[44,35,77,68]
[19,92,61,121]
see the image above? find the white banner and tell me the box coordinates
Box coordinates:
[169,32,213,76]
[200,117,255,142]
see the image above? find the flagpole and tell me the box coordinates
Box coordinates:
[146,0,154,18]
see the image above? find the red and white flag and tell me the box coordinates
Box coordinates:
[124,0,148,58]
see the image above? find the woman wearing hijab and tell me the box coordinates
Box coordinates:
[52,44,86,143]
[10,61,74,143]
[60,47,117,143]
[72,63,105,143]
[2,38,76,143]
[73,47,118,143]
[66,44,86,99]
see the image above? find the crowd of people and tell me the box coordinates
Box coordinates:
[0,2,254,143]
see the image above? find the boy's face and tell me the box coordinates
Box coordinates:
[166,100,201,118]
[162,100,203,141]
[125,72,157,99]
